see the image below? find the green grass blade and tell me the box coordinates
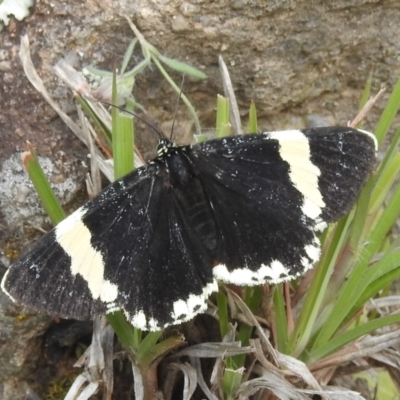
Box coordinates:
[291,216,352,356]
[273,285,289,353]
[137,334,184,369]
[106,312,138,355]
[352,250,400,311]
[365,181,400,264]
[158,54,207,79]
[233,287,262,365]
[112,111,134,179]
[216,95,231,137]
[222,287,262,398]
[216,291,229,338]
[151,56,202,135]
[23,147,66,225]
[358,72,372,111]
[216,291,229,337]
[308,313,400,363]
[84,66,113,78]
[222,368,243,400]
[111,67,135,179]
[374,77,400,144]
[121,39,138,74]
[123,57,151,80]
[348,176,375,252]
[75,96,113,151]
[247,100,258,133]
[370,135,400,214]
[136,330,164,363]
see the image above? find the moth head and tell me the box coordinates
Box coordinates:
[157,138,175,156]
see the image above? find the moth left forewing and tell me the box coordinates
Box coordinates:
[1,222,108,319]
[1,165,154,319]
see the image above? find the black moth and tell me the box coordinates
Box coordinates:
[1,127,377,331]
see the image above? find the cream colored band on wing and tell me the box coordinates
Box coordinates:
[268,130,325,220]
[55,207,118,303]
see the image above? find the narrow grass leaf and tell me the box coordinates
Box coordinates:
[127,57,151,80]
[370,149,400,215]
[226,288,262,384]
[73,96,116,162]
[365,181,400,265]
[235,323,253,366]
[216,291,229,338]
[151,56,202,135]
[158,54,207,79]
[216,95,231,138]
[351,249,400,310]
[244,286,263,313]
[222,368,243,400]
[248,100,258,133]
[308,314,400,363]
[348,176,375,252]
[372,126,400,197]
[136,330,165,363]
[137,335,185,369]
[291,215,352,356]
[374,76,400,144]
[273,285,289,353]
[83,66,113,78]
[358,72,372,112]
[76,96,113,151]
[103,312,137,356]
[112,111,134,180]
[22,147,66,225]
[121,39,138,74]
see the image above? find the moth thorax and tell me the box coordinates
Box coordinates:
[166,151,194,187]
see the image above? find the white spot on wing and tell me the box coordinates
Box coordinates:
[305,241,321,263]
[213,236,320,285]
[125,280,218,331]
[314,221,328,232]
[55,207,118,303]
[214,262,285,285]
[268,130,325,220]
[131,310,147,328]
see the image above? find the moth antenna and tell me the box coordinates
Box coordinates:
[98,100,165,140]
[170,75,186,141]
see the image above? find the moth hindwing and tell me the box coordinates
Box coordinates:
[1,127,377,331]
